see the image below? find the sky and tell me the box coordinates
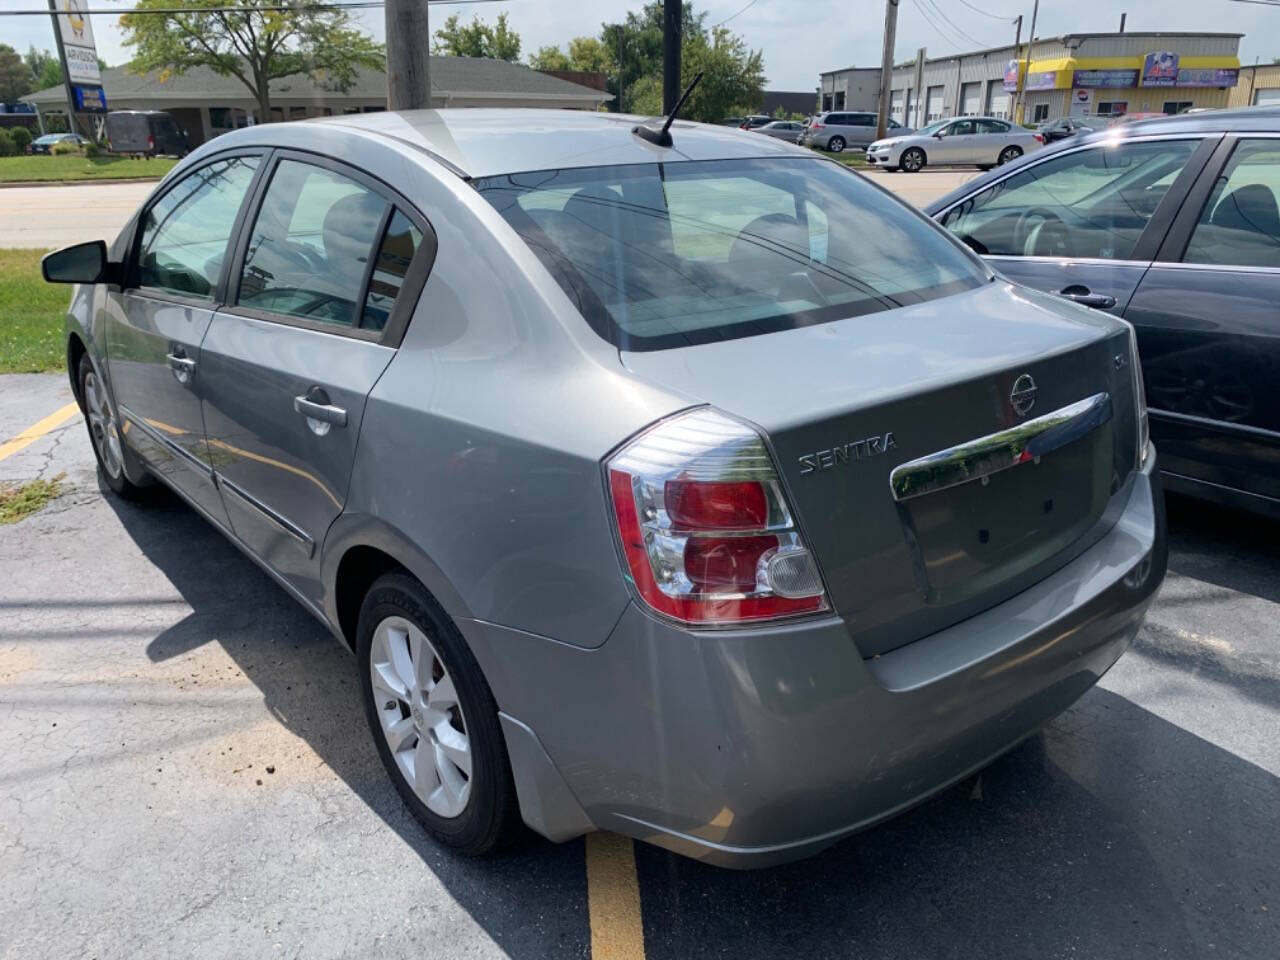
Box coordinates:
[3,0,1277,91]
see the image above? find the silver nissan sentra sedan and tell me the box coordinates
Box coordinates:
[45,109,1166,868]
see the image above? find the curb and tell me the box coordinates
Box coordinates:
[0,177,165,189]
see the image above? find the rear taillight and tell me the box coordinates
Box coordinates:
[1125,323,1149,465]
[812,122,824,129]
[607,408,829,626]
[147,134,155,150]
[1033,133,1045,143]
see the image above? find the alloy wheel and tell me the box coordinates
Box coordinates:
[999,146,1022,165]
[902,149,924,172]
[369,614,472,818]
[83,370,123,480]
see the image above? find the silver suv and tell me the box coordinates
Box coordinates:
[800,110,911,152]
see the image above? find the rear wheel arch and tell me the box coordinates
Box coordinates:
[67,333,88,409]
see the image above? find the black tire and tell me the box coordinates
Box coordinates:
[882,166,900,173]
[77,354,151,499]
[357,572,522,856]
[901,147,926,173]
[827,136,846,153]
[998,145,1023,166]
[977,164,994,172]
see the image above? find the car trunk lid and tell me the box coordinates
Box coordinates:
[620,282,1136,657]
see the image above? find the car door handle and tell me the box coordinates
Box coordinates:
[166,352,196,384]
[293,391,347,429]
[1058,286,1116,310]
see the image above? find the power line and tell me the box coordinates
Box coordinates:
[910,0,962,53]
[711,0,760,28]
[0,0,504,14]
[918,0,990,49]
[954,0,1016,20]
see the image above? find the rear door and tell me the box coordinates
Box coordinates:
[198,152,435,602]
[845,113,877,147]
[1125,134,1280,510]
[105,151,265,526]
[936,134,1218,315]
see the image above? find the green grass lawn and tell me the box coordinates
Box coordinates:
[0,249,66,374]
[0,154,177,184]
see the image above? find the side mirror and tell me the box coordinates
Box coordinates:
[42,240,117,285]
[933,131,945,139]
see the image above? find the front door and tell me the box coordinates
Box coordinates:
[936,118,979,164]
[1126,136,1280,509]
[936,135,1214,316]
[105,153,264,525]
[198,153,431,602]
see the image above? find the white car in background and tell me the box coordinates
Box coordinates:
[867,116,1042,173]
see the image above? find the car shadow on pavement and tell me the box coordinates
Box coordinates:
[1165,493,1280,605]
[107,487,1280,960]
[107,488,591,960]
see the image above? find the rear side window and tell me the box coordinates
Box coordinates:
[362,210,423,331]
[136,155,259,298]
[1184,139,1280,268]
[237,159,388,328]
[940,139,1198,259]
[474,158,985,351]
[977,119,1009,134]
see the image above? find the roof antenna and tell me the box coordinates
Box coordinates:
[632,71,704,147]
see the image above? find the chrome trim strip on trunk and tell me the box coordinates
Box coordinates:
[889,392,1112,502]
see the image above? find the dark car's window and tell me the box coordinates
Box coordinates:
[361,210,423,331]
[237,159,389,328]
[940,139,1198,259]
[1184,139,1280,269]
[850,114,874,126]
[136,156,259,299]
[474,158,985,351]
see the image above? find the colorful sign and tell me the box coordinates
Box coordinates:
[1071,69,1139,89]
[1024,71,1058,91]
[1069,88,1091,117]
[1002,59,1020,92]
[1142,51,1180,87]
[72,85,107,113]
[1175,67,1239,88]
[56,0,101,86]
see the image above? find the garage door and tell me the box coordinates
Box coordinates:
[890,89,905,123]
[926,85,945,122]
[960,82,981,116]
[1255,87,1280,106]
[987,80,1010,119]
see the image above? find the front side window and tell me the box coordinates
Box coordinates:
[474,158,986,351]
[940,139,1199,259]
[237,159,389,328]
[136,155,260,298]
[1184,139,1280,268]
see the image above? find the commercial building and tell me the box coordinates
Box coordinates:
[821,31,1242,127]
[1230,63,1280,108]
[20,57,612,147]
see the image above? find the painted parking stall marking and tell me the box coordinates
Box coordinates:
[0,402,79,463]
[586,833,646,960]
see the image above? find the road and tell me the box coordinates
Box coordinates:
[0,169,979,249]
[2,374,1278,959]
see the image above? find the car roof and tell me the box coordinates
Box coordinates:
[922,106,1280,216]
[312,108,816,179]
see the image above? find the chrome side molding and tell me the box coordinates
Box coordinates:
[889,392,1111,502]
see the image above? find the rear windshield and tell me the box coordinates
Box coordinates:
[473,158,986,351]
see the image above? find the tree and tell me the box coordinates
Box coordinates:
[432,13,520,61]
[621,18,763,123]
[25,47,63,90]
[528,46,571,72]
[0,44,32,103]
[119,0,384,123]
[528,36,612,74]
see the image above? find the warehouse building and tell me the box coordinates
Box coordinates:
[820,31,1242,127]
[1230,63,1280,108]
[20,57,612,147]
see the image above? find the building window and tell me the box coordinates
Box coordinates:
[1033,104,1050,122]
[289,106,308,120]
[834,91,845,110]
[342,106,362,115]
[822,93,832,111]
[270,107,285,122]
[1097,101,1128,117]
[1163,100,1194,116]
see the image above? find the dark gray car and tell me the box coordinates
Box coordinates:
[45,109,1165,868]
[927,108,1280,519]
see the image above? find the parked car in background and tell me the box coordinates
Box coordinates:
[926,107,1280,518]
[868,117,1042,172]
[29,133,88,155]
[1036,116,1106,144]
[106,110,189,157]
[800,110,910,153]
[738,115,772,130]
[43,108,1164,868]
[753,120,806,142]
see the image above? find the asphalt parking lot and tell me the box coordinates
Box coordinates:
[2,169,1278,959]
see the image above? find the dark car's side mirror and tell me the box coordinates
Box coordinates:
[42,240,118,285]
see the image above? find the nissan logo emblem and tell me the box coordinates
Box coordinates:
[1010,374,1037,417]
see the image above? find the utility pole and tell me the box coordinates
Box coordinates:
[46,0,82,137]
[875,0,899,140]
[1010,14,1022,122]
[663,0,682,114]
[1017,0,1039,125]
[386,0,431,110]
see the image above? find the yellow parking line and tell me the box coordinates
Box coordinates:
[585,832,646,960]
[0,403,79,464]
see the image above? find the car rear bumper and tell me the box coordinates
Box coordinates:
[463,449,1166,868]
